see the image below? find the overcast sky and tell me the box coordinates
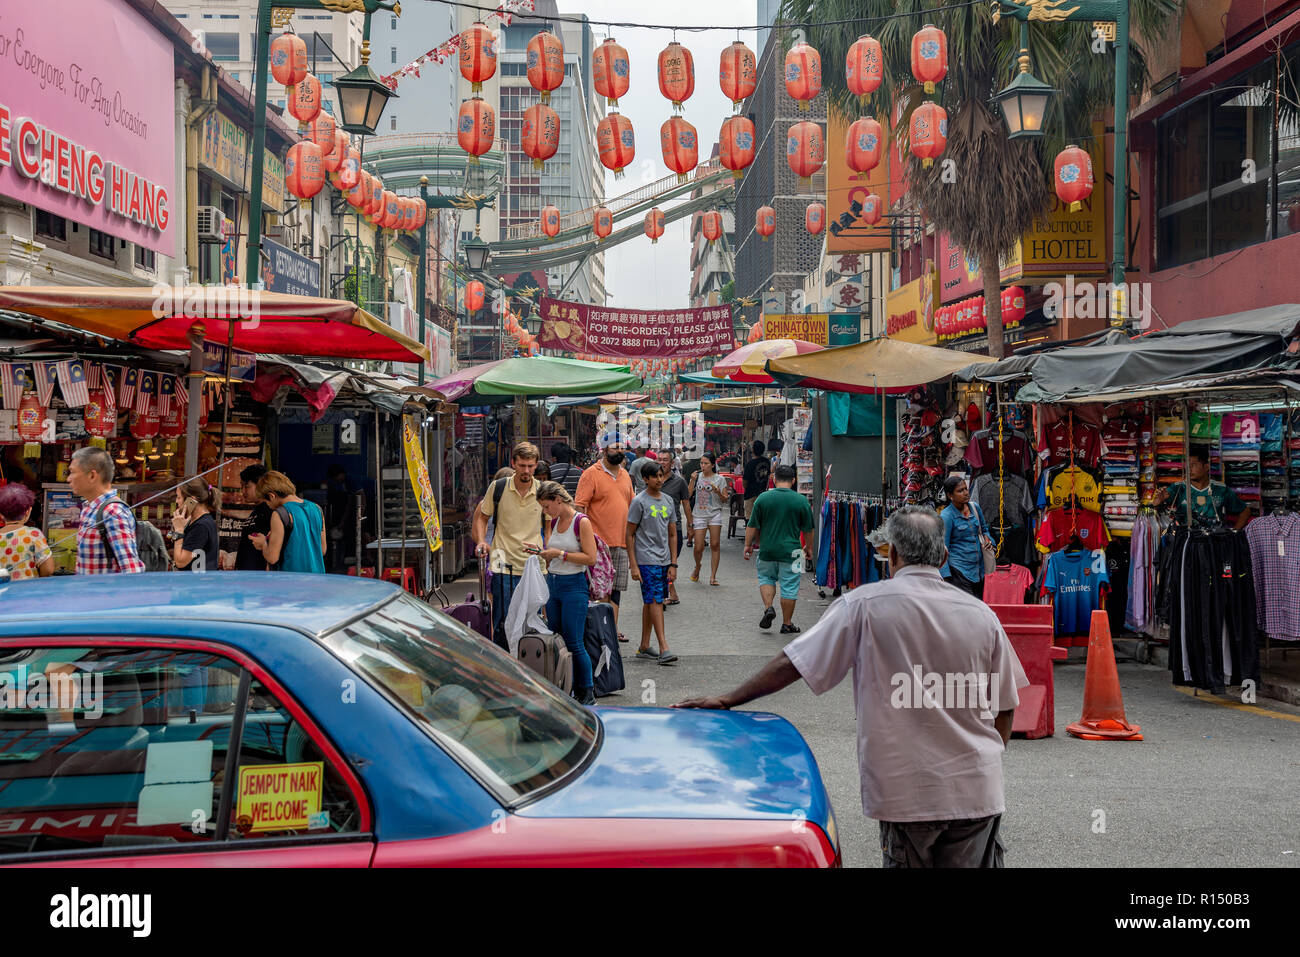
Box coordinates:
[572,1,759,308]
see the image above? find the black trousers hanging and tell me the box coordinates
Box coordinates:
[1167,529,1260,693]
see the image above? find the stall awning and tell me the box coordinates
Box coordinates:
[678,370,771,390]
[471,356,642,397]
[426,359,506,402]
[0,286,429,363]
[766,338,990,393]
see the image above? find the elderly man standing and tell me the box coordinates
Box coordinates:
[575,433,635,638]
[70,446,145,575]
[677,506,1028,868]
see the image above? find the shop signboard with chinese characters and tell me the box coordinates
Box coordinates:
[885,265,939,345]
[937,232,984,304]
[826,110,891,253]
[763,314,861,346]
[0,0,176,254]
[260,238,321,296]
[197,110,286,212]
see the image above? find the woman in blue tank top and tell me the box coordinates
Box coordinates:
[251,470,326,573]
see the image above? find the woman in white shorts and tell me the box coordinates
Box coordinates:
[687,451,731,586]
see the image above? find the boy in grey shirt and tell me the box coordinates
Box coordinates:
[626,462,679,665]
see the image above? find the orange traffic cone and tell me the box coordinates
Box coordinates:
[1066,610,1143,741]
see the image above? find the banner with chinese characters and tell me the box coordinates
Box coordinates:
[402,414,442,555]
[827,109,891,253]
[537,298,733,358]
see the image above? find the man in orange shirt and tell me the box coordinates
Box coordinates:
[576,433,635,636]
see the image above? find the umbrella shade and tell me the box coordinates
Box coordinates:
[425,359,506,402]
[473,356,642,397]
[0,286,430,363]
[766,338,990,394]
[678,370,772,390]
[713,339,823,382]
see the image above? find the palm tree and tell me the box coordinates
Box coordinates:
[779,0,1180,357]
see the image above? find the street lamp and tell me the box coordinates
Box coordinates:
[333,64,397,135]
[993,62,1056,140]
[463,236,490,273]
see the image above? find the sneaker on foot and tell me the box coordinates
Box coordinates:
[635,648,660,661]
[760,607,776,629]
[780,623,801,635]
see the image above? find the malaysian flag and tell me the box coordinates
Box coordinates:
[34,361,56,406]
[174,372,189,407]
[136,371,156,415]
[119,367,138,410]
[100,365,119,420]
[0,364,24,410]
[56,359,90,408]
[86,363,102,390]
[158,374,175,416]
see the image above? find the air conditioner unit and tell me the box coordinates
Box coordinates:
[196,206,225,244]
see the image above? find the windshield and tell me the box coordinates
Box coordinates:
[323,593,598,801]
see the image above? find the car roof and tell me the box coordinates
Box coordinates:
[0,572,402,637]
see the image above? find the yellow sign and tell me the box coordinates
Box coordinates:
[885,266,940,345]
[764,314,829,345]
[236,762,324,833]
[197,110,286,212]
[403,413,443,554]
[827,109,891,253]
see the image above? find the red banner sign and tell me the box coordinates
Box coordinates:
[537,297,733,358]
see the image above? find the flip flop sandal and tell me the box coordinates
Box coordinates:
[665,599,681,606]
[617,633,629,643]
[634,648,661,661]
[710,579,720,586]
[690,571,700,582]
[657,652,679,665]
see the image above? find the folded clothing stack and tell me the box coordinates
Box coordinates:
[1260,413,1288,510]
[1220,412,1262,513]
[1102,415,1145,538]
[1153,416,1185,490]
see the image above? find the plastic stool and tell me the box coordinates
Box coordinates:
[384,566,418,593]
[348,567,377,578]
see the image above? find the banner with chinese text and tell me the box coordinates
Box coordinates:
[402,414,442,555]
[538,298,733,358]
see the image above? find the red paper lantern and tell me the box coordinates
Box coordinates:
[645,207,665,244]
[521,103,560,170]
[909,101,948,168]
[701,210,722,243]
[285,141,325,200]
[459,21,498,93]
[846,35,884,104]
[541,204,561,238]
[83,390,114,438]
[911,24,948,94]
[786,120,825,188]
[719,41,757,109]
[159,401,185,439]
[323,129,349,175]
[593,206,613,239]
[287,74,322,126]
[383,191,402,230]
[660,116,698,183]
[1003,286,1026,327]
[861,192,883,226]
[403,197,419,232]
[805,202,825,235]
[719,115,756,181]
[334,143,361,190]
[657,41,694,111]
[367,176,384,217]
[597,112,635,178]
[17,393,46,444]
[526,31,565,104]
[1054,145,1094,212]
[784,41,822,110]
[270,33,308,87]
[344,170,367,208]
[845,117,884,179]
[755,205,775,240]
[308,114,337,159]
[129,402,159,440]
[466,280,485,313]
[593,38,630,107]
[412,199,426,231]
[458,97,496,165]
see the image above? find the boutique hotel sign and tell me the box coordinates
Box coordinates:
[0,1,175,255]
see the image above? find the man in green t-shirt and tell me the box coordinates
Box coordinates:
[744,464,815,634]
[1156,446,1249,530]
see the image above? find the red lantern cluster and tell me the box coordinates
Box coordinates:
[597,112,635,178]
[719,41,757,109]
[657,41,695,111]
[460,21,498,93]
[459,97,496,165]
[522,103,560,170]
[661,116,698,183]
[645,207,665,243]
[846,35,883,104]
[527,31,565,104]
[593,38,630,107]
[935,290,1021,341]
[1054,146,1095,212]
[719,115,756,181]
[805,202,825,236]
[784,40,822,110]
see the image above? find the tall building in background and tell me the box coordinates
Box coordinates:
[689,145,735,309]
[756,0,781,60]
[381,3,457,138]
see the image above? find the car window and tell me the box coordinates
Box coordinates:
[0,646,361,859]
[324,593,598,802]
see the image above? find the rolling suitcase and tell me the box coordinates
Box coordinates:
[517,630,574,695]
[583,603,625,697]
[440,568,492,639]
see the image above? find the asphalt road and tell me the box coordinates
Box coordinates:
[445,528,1300,868]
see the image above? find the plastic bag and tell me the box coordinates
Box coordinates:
[504,554,550,655]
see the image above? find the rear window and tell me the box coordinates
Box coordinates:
[323,594,598,801]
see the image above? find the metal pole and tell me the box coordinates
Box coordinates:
[1181,400,1192,528]
[354,138,364,306]
[245,0,271,285]
[418,176,430,385]
[374,408,384,580]
[1111,0,1130,325]
[184,321,206,476]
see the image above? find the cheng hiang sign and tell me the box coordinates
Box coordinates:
[0,0,176,255]
[537,297,733,358]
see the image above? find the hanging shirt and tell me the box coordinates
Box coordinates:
[982,564,1034,605]
[1043,416,1103,468]
[1036,506,1111,553]
[1245,513,1300,641]
[1042,549,1109,634]
[1044,464,1103,512]
[970,473,1034,529]
[964,430,1035,477]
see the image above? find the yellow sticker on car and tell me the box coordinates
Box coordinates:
[236,761,324,833]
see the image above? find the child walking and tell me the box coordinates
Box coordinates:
[626,462,679,665]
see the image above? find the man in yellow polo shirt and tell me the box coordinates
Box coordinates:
[473,441,545,635]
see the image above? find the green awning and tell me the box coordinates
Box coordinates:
[473,356,642,397]
[677,370,773,390]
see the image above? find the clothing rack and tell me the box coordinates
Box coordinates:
[825,490,897,508]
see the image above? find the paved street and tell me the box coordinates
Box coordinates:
[446,529,1300,868]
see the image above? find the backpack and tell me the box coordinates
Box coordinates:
[269,505,294,571]
[94,499,168,572]
[573,513,616,599]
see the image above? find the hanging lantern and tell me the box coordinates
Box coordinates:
[526,31,565,104]
[755,205,775,241]
[785,120,824,190]
[596,112,635,179]
[17,392,46,458]
[322,129,349,175]
[701,210,723,243]
[308,114,337,159]
[861,192,883,226]
[660,116,698,183]
[784,41,822,111]
[412,198,426,231]
[845,117,883,179]
[846,35,884,104]
[344,170,368,208]
[458,97,496,165]
[909,101,948,168]
[384,191,403,230]
[83,390,114,446]
[129,401,160,440]
[911,25,948,94]
[657,41,695,112]
[366,176,384,217]
[805,202,825,235]
[402,197,418,232]
[459,21,498,93]
[1004,286,1026,327]
[719,115,756,181]
[593,38,630,108]
[593,206,613,239]
[285,141,325,200]
[1054,145,1094,212]
[333,142,361,190]
[270,32,308,87]
[541,204,561,238]
[287,74,322,127]
[466,280,486,313]
[645,208,665,243]
[719,41,757,109]
[159,401,185,440]
[521,103,560,170]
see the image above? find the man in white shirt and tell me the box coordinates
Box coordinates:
[676,505,1028,867]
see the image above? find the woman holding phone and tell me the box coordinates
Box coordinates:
[535,480,597,706]
[170,477,221,571]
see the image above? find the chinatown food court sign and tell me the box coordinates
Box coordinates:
[0,0,176,255]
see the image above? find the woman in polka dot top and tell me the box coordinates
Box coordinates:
[0,484,54,581]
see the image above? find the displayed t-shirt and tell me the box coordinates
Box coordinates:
[1165,480,1246,527]
[964,430,1035,476]
[970,472,1034,528]
[1036,506,1111,553]
[1042,549,1110,635]
[1043,416,1103,468]
[982,563,1034,605]
[1044,464,1103,512]
[626,490,675,566]
[748,487,814,562]
[743,456,772,500]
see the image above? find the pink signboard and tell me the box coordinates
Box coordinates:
[937,232,983,304]
[536,297,734,359]
[0,0,176,256]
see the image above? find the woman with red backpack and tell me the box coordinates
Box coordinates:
[536,480,601,706]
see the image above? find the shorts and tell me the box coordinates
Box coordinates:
[610,546,630,591]
[638,564,670,604]
[693,510,723,530]
[879,814,1004,868]
[756,558,802,600]
[744,497,757,519]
